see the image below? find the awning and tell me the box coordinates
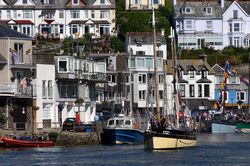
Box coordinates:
[69,20,87,24]
[183,99,214,111]
[8,20,34,25]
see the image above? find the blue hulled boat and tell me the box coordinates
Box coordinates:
[101,114,144,145]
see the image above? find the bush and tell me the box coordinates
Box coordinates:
[48,132,59,142]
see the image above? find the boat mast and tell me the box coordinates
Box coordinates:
[152,7,160,124]
[169,27,179,128]
[129,37,133,117]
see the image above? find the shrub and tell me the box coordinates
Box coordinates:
[48,132,59,142]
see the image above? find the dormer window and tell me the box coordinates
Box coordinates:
[73,0,79,5]
[183,7,194,14]
[42,0,54,5]
[100,0,105,4]
[201,70,207,78]
[23,0,28,4]
[177,67,182,78]
[190,70,194,78]
[205,7,212,15]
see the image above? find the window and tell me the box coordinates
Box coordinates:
[184,7,193,14]
[84,10,88,18]
[91,10,95,18]
[100,24,109,35]
[229,23,232,32]
[217,76,224,84]
[156,51,163,57]
[132,0,141,4]
[157,58,162,67]
[189,85,195,97]
[206,21,212,30]
[137,58,145,67]
[100,11,109,19]
[204,84,209,97]
[42,80,47,98]
[60,24,64,34]
[139,90,146,100]
[180,84,185,97]
[21,25,31,36]
[59,59,67,72]
[230,76,236,84]
[233,10,238,19]
[145,58,153,68]
[100,0,105,4]
[70,24,79,35]
[23,0,28,4]
[58,81,78,98]
[153,0,159,4]
[13,10,17,18]
[130,58,135,68]
[73,0,79,5]
[70,10,80,18]
[23,10,32,19]
[108,75,116,83]
[190,70,194,78]
[205,7,212,15]
[234,23,240,32]
[42,0,54,4]
[159,91,163,99]
[59,10,64,18]
[14,43,24,63]
[198,84,202,97]
[43,103,51,119]
[234,37,240,47]
[7,10,11,19]
[201,70,207,78]
[177,68,182,78]
[158,74,163,84]
[136,51,145,55]
[139,74,146,83]
[48,80,53,98]
[236,91,245,101]
[185,20,192,29]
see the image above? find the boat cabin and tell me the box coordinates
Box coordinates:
[106,115,137,129]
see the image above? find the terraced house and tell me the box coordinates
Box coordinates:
[0,0,116,39]
[173,0,250,50]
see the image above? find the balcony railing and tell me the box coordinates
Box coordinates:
[75,70,107,82]
[0,82,35,97]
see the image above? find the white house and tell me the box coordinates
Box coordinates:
[0,0,116,39]
[125,32,170,114]
[173,0,250,50]
[222,0,250,47]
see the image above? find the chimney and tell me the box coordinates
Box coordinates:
[199,53,207,63]
[220,0,224,8]
[173,0,177,6]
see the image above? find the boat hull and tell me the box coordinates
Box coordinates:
[2,137,54,147]
[101,128,144,145]
[211,122,237,133]
[235,123,250,133]
[144,130,197,150]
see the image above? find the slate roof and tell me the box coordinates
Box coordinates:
[1,0,115,9]
[126,32,167,45]
[166,59,214,75]
[174,0,250,19]
[0,24,31,38]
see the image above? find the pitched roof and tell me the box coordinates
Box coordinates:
[0,24,30,38]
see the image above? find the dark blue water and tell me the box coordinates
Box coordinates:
[0,133,250,166]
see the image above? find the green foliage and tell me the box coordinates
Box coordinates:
[48,132,59,142]
[0,112,7,125]
[180,47,249,66]
[111,36,125,52]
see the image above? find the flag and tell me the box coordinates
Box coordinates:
[220,80,226,90]
[213,100,221,111]
[223,84,228,91]
[224,61,231,79]
[240,76,250,87]
[231,66,237,75]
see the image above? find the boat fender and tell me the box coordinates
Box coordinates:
[134,122,138,129]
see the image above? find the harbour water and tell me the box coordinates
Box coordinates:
[0,133,250,166]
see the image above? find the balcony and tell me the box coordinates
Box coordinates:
[75,70,107,83]
[0,82,35,97]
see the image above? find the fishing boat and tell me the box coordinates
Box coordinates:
[101,114,144,145]
[2,137,54,147]
[211,120,237,133]
[235,122,250,133]
[144,7,197,150]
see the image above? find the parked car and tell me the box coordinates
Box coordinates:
[62,118,76,131]
[62,118,85,131]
